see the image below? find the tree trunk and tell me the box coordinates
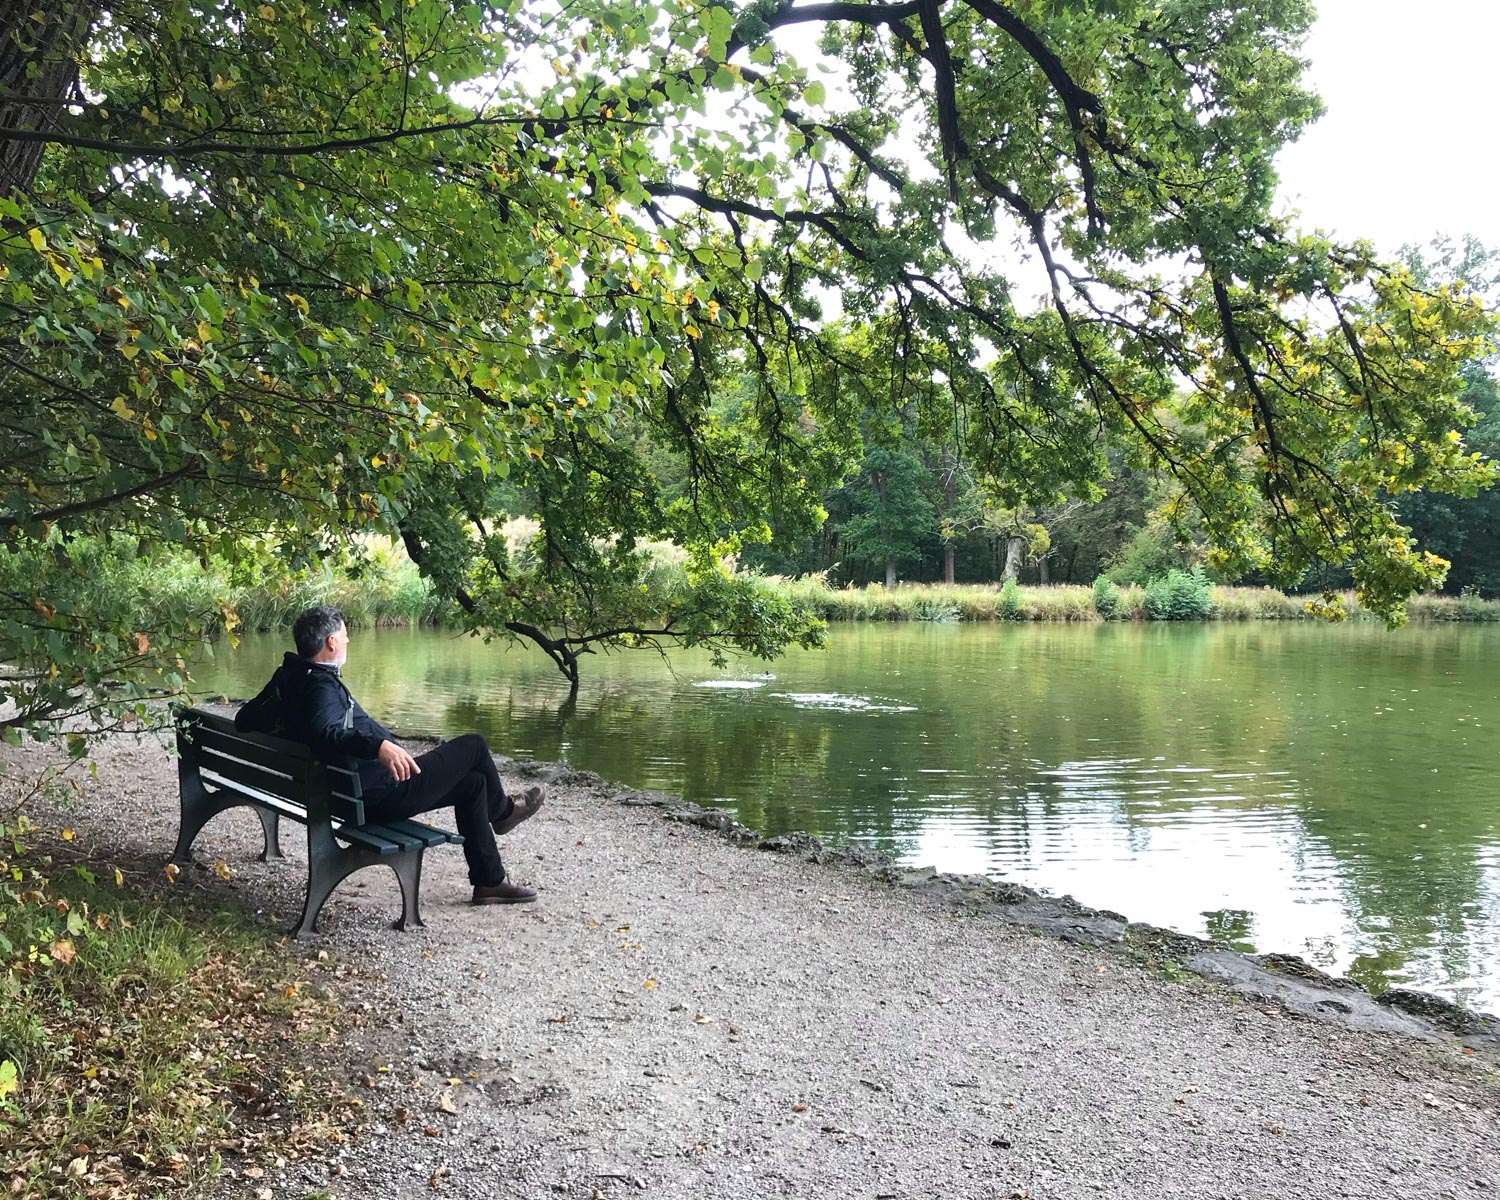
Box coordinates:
[1038,556,1050,585]
[1002,535,1025,583]
[0,1,95,196]
[885,559,897,588]
[942,446,956,584]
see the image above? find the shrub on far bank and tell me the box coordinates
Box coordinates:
[1092,576,1123,620]
[1144,569,1213,620]
[998,579,1022,620]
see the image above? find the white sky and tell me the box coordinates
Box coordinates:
[1276,0,1500,254]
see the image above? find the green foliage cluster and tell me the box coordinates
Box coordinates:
[1092,576,1124,620]
[997,578,1022,621]
[1144,569,1215,621]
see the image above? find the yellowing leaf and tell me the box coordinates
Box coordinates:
[0,1060,17,1101]
[258,3,276,17]
[213,860,231,881]
[113,868,124,887]
[163,863,180,883]
[49,939,76,964]
[26,227,45,251]
[642,979,658,989]
[118,343,139,361]
[197,320,212,342]
[61,828,74,841]
[110,396,135,421]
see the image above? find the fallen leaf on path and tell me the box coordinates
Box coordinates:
[393,1106,410,1123]
[214,861,232,881]
[642,980,658,989]
[423,1125,440,1138]
[694,1013,712,1024]
[438,1091,457,1114]
[163,863,180,883]
[430,1165,449,1189]
[791,1103,808,1112]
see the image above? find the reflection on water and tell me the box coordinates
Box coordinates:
[191,621,1500,1008]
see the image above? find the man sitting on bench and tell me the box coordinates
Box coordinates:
[235,604,543,905]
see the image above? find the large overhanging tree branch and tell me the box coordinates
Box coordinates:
[0,0,1494,730]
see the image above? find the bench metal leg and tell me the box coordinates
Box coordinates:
[294,821,428,940]
[173,755,241,864]
[391,851,425,932]
[255,808,285,862]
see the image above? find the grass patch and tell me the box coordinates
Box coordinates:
[0,800,357,1199]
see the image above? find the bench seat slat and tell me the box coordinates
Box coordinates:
[380,818,464,848]
[333,824,405,854]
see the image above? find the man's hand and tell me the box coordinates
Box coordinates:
[377,739,421,783]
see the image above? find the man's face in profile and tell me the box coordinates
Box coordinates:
[328,623,349,668]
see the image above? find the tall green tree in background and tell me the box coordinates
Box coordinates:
[833,444,939,585]
[1,0,1495,738]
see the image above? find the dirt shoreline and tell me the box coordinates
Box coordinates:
[7,722,1500,1199]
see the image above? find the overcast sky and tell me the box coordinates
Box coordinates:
[1275,0,1500,254]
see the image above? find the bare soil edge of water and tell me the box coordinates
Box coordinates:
[6,718,1500,1200]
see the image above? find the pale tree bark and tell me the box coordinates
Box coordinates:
[0,0,95,196]
[1002,535,1026,583]
[885,559,897,588]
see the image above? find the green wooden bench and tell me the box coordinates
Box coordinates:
[172,706,462,939]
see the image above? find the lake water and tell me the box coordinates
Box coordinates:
[190,621,1500,1008]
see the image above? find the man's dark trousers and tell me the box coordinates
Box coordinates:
[361,734,513,886]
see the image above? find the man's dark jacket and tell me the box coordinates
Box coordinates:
[235,653,395,793]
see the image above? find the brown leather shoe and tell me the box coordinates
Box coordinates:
[472,880,537,905]
[492,784,545,837]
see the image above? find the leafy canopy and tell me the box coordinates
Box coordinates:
[1,0,1494,734]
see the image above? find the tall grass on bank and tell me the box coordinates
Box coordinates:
[9,536,452,641]
[765,579,1500,623]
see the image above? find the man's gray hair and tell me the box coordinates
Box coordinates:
[293,605,346,659]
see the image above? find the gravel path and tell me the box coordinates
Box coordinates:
[9,726,1499,1200]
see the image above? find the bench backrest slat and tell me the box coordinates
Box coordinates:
[324,773,365,826]
[182,722,314,780]
[197,745,306,803]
